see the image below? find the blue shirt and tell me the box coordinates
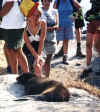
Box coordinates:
[54,0,74,27]
[54,0,73,12]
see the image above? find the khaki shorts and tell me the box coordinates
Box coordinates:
[0,28,24,50]
[87,20,100,34]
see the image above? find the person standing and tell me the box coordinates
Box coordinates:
[41,0,59,77]
[72,0,85,57]
[85,0,100,66]
[79,0,100,79]
[0,0,29,74]
[53,0,82,64]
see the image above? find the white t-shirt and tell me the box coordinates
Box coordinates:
[41,7,58,25]
[41,7,58,42]
[0,0,26,29]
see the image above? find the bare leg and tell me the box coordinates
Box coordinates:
[94,33,100,56]
[75,28,81,43]
[86,33,93,66]
[3,44,10,66]
[75,28,85,57]
[3,44,27,73]
[63,39,68,55]
[6,48,18,74]
[62,39,69,64]
[5,47,29,74]
[17,48,29,73]
[44,54,52,77]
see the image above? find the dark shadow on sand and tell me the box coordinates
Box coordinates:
[68,55,85,61]
[51,61,64,68]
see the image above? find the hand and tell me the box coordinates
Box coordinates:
[47,27,54,32]
[35,55,43,65]
[33,55,44,78]
[57,27,62,31]
[34,63,42,78]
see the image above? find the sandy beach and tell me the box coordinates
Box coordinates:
[0,39,100,112]
[1,1,100,111]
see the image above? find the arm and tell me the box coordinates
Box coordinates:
[24,29,38,59]
[33,20,46,77]
[53,10,59,30]
[72,0,81,9]
[0,1,14,17]
[72,0,83,19]
[47,10,59,31]
[53,2,57,9]
[38,20,47,56]
[53,0,58,9]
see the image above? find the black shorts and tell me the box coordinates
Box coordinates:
[22,41,39,71]
[0,28,24,50]
[23,41,39,56]
[73,10,85,28]
[75,18,85,28]
[87,20,100,34]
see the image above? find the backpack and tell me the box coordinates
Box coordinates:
[18,0,39,17]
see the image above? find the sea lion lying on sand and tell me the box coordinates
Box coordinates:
[16,72,70,102]
[16,71,100,102]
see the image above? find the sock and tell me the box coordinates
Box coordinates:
[77,43,81,49]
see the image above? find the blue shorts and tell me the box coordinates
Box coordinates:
[56,26,74,41]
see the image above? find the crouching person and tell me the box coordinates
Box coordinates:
[23,8,47,77]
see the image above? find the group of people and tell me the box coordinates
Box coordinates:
[0,0,100,78]
[53,0,85,65]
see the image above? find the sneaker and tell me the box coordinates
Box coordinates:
[62,55,69,65]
